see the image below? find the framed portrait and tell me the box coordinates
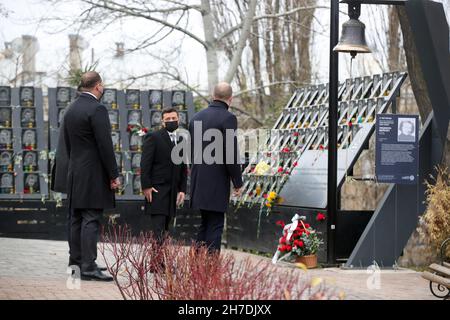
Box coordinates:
[22,129,36,149]
[58,108,67,127]
[23,151,38,171]
[148,90,162,109]
[108,110,119,130]
[172,90,185,108]
[20,87,34,106]
[0,172,14,193]
[131,152,141,170]
[21,108,36,128]
[0,151,13,170]
[24,173,40,193]
[132,174,141,194]
[101,89,117,108]
[126,89,140,107]
[129,132,142,152]
[150,110,162,127]
[0,129,12,149]
[115,152,122,171]
[0,87,11,106]
[397,117,417,143]
[56,87,72,107]
[0,107,12,127]
[115,175,124,195]
[111,131,121,151]
[127,110,141,126]
[178,111,188,128]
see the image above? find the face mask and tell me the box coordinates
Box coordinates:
[164,121,178,132]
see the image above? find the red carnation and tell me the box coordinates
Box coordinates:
[304,223,310,229]
[293,132,300,137]
[142,127,148,133]
[293,161,298,167]
[348,121,353,128]
[282,147,290,153]
[319,145,324,150]
[316,212,326,222]
[277,167,284,173]
[298,241,304,248]
[276,220,285,227]
[285,245,292,252]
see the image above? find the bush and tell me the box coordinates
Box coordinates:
[420,166,450,259]
[99,224,343,300]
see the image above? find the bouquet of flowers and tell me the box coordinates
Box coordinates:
[272,214,324,268]
[127,123,148,136]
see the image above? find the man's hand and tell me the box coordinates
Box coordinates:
[110,177,121,190]
[176,192,185,207]
[143,187,158,203]
[232,187,242,198]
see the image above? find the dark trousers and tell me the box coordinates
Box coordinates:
[196,209,225,253]
[68,208,102,272]
[149,214,171,245]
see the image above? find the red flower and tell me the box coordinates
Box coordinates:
[248,191,253,196]
[348,121,353,128]
[304,223,310,229]
[276,220,285,227]
[142,127,148,133]
[25,145,33,151]
[285,245,292,252]
[279,237,286,245]
[297,241,304,248]
[319,145,324,150]
[282,147,290,153]
[277,167,284,173]
[292,161,298,167]
[263,193,268,199]
[316,212,326,222]
[293,132,300,137]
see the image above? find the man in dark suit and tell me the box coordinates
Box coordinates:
[141,107,187,242]
[62,71,121,281]
[189,82,243,253]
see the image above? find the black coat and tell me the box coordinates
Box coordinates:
[188,100,243,213]
[62,93,119,209]
[140,128,187,216]
[50,121,69,193]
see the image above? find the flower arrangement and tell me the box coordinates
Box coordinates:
[272,214,324,268]
[127,123,148,136]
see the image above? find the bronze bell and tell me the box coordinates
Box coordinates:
[333,2,371,57]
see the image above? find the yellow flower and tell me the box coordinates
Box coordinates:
[265,202,272,208]
[268,191,277,201]
[255,185,261,195]
[289,123,295,129]
[254,161,271,176]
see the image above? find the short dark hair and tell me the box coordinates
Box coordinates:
[78,71,102,91]
[162,107,179,118]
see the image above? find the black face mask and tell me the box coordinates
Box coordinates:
[164,121,178,132]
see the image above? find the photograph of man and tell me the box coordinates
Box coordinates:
[149,90,162,107]
[108,110,119,128]
[0,151,12,168]
[398,118,416,142]
[101,89,116,106]
[24,173,39,192]
[62,71,120,282]
[57,87,71,107]
[20,87,34,106]
[0,87,10,106]
[0,129,11,146]
[21,108,35,127]
[188,82,243,254]
[128,110,141,126]
[126,90,140,106]
[140,107,187,244]
[0,173,13,190]
[23,151,37,169]
[0,108,11,126]
[22,129,36,147]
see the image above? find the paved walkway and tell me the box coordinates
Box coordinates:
[0,237,437,300]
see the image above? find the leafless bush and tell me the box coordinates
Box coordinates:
[100,224,343,300]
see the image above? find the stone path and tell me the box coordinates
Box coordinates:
[0,237,437,300]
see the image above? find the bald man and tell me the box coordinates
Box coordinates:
[188,82,243,253]
[62,71,120,281]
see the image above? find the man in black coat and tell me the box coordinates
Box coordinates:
[189,82,243,253]
[62,71,120,281]
[141,108,187,242]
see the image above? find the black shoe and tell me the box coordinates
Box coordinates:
[81,269,113,282]
[97,266,107,272]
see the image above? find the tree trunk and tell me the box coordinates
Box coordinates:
[201,0,219,94]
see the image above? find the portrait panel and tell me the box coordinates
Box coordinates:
[178,111,188,128]
[23,151,38,170]
[0,87,11,106]
[101,89,117,108]
[24,173,40,193]
[22,129,36,148]
[111,131,121,151]
[127,110,141,126]
[0,129,12,149]
[0,151,13,170]
[108,110,119,129]
[115,152,122,171]
[131,152,141,170]
[150,110,162,127]
[58,108,66,127]
[0,172,14,192]
[172,90,185,108]
[126,89,140,107]
[0,107,12,127]
[132,174,141,194]
[20,87,34,106]
[129,132,142,151]
[21,108,36,127]
[148,90,162,109]
[56,87,72,107]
